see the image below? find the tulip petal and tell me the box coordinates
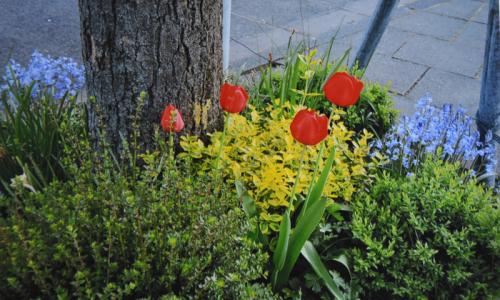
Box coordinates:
[220,83,249,113]
[161,104,184,133]
[323,72,362,107]
[290,109,329,146]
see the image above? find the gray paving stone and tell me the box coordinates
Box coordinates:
[391,6,415,19]
[230,14,290,42]
[229,40,267,69]
[342,0,378,16]
[0,36,18,65]
[299,9,366,39]
[471,2,489,24]
[393,34,483,78]
[391,94,419,116]
[0,0,81,66]
[374,27,415,56]
[390,10,467,40]
[364,54,429,95]
[426,0,483,20]
[408,0,449,10]
[454,21,487,50]
[231,0,346,29]
[313,35,358,67]
[336,31,364,50]
[399,0,420,7]
[233,25,297,60]
[407,68,481,113]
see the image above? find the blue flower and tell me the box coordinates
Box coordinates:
[2,50,85,100]
[374,95,497,177]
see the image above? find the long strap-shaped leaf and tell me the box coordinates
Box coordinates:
[298,143,337,224]
[273,196,328,288]
[302,241,345,300]
[272,210,291,275]
[273,143,337,289]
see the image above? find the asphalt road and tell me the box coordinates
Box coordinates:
[0,0,82,71]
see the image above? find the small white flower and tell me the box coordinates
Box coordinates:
[10,173,36,192]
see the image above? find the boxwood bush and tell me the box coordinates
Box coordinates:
[350,159,500,299]
[343,83,397,139]
[0,113,277,299]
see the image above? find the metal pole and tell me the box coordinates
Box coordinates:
[351,0,399,70]
[477,0,500,138]
[476,0,499,186]
[222,0,232,72]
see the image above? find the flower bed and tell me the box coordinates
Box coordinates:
[0,48,499,299]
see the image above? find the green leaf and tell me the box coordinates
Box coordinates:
[307,143,336,208]
[321,49,351,90]
[332,254,351,280]
[272,210,291,272]
[235,181,258,218]
[301,241,345,300]
[326,203,351,221]
[298,143,337,223]
[273,197,328,289]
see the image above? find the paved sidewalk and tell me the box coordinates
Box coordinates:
[229,0,489,116]
[0,0,489,117]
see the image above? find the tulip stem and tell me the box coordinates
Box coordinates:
[307,142,325,196]
[215,112,230,171]
[289,145,307,212]
[214,113,231,193]
[305,111,335,203]
[169,133,175,170]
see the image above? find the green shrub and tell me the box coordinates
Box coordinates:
[0,80,79,190]
[343,83,397,139]
[0,126,276,299]
[350,159,500,299]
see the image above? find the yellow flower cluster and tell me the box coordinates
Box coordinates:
[180,104,374,234]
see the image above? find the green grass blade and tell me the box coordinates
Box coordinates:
[301,241,345,300]
[321,48,351,90]
[289,48,302,106]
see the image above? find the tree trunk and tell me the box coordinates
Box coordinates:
[78,0,223,152]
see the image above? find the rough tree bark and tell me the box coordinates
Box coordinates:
[78,0,223,152]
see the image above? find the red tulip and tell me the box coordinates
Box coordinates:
[323,72,364,107]
[290,109,329,146]
[161,104,184,133]
[220,83,249,113]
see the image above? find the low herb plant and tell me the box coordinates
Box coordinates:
[0,114,276,298]
[180,104,375,235]
[350,159,500,299]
